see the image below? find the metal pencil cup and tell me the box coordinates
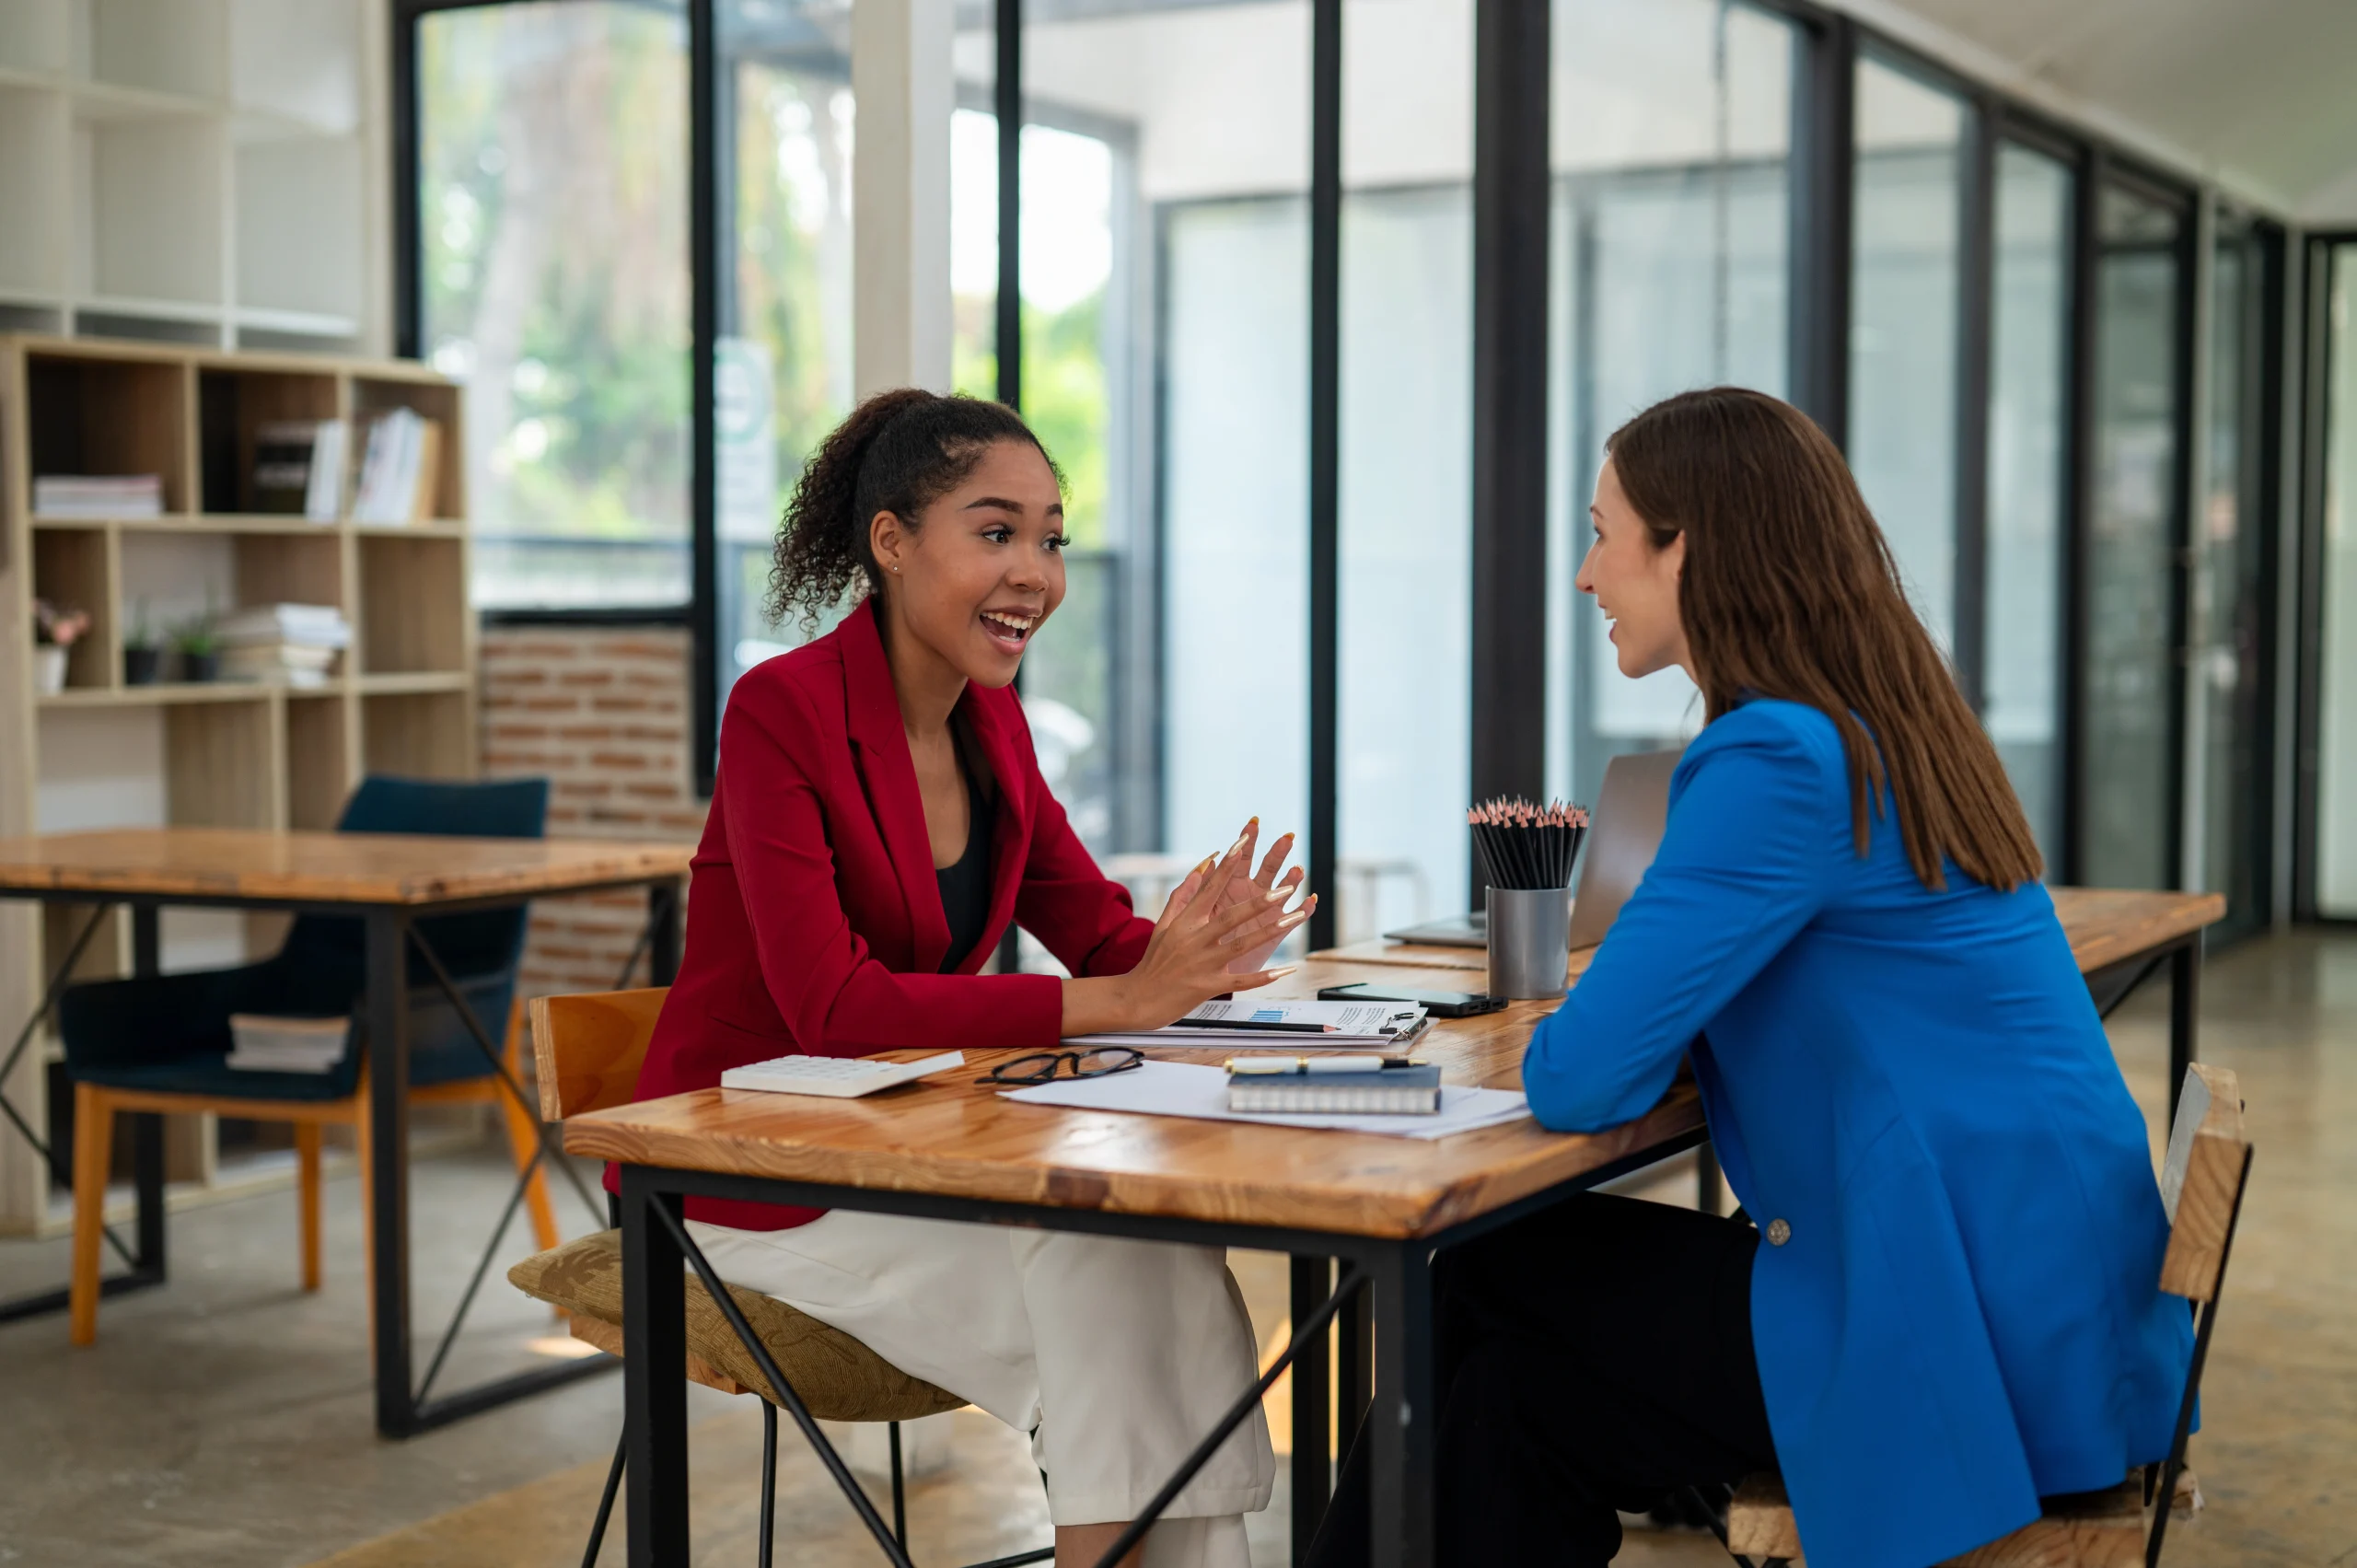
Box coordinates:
[1487,886,1571,1000]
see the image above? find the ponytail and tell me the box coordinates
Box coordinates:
[767,388,1058,633]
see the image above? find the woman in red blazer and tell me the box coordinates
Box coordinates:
[633,389,1312,1568]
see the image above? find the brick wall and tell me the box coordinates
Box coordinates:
[479,626,706,997]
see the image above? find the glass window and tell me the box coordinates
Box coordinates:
[1851,54,1966,650]
[2197,213,2272,936]
[2316,244,2357,914]
[1337,0,1472,940]
[714,2,855,699]
[1018,0,1312,923]
[1982,142,2072,866]
[1545,0,1794,805]
[418,1,691,610]
[2079,183,2185,890]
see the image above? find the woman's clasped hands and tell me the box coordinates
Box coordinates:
[1060,819,1316,1038]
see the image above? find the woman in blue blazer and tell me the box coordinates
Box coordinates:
[1312,388,2192,1568]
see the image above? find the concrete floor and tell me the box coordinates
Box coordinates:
[2,926,2353,1566]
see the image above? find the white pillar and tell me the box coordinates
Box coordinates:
[853,0,955,398]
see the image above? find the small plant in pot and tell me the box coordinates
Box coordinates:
[123,600,161,685]
[31,598,90,696]
[173,611,222,683]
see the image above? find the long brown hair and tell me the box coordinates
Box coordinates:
[1606,387,2041,892]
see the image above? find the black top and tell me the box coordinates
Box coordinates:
[935,746,994,973]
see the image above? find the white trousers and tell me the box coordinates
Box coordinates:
[688,1212,1275,1568]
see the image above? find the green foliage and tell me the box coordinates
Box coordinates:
[952,288,1112,549]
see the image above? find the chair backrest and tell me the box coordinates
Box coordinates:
[2157,1063,2251,1304]
[275,775,552,1001]
[528,987,670,1121]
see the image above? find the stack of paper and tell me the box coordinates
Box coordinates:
[33,474,163,518]
[217,602,351,688]
[226,1015,350,1074]
[1067,998,1428,1051]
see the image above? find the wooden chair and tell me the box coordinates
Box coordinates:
[509,988,1039,1568]
[70,994,556,1345]
[1717,1063,2252,1568]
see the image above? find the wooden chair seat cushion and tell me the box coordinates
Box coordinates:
[507,1230,963,1423]
[1726,1469,2191,1567]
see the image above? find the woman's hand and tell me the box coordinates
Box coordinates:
[1210,819,1306,974]
[1059,825,1317,1037]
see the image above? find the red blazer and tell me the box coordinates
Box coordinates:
[623,598,1155,1228]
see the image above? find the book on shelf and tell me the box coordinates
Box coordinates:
[251,419,349,521]
[226,1014,351,1074]
[217,602,351,649]
[217,602,350,686]
[351,408,444,524]
[32,473,163,518]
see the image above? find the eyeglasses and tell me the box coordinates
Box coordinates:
[979,1047,1144,1086]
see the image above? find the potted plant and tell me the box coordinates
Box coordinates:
[31,598,90,696]
[123,600,161,686]
[173,610,222,683]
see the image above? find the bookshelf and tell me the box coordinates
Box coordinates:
[0,0,375,354]
[0,334,475,1236]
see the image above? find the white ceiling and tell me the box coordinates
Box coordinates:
[1846,0,2357,224]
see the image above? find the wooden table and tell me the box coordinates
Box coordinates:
[0,827,692,1437]
[568,887,2224,1568]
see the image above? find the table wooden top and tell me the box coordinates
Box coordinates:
[563,885,2223,1242]
[0,827,692,906]
[1318,885,2227,981]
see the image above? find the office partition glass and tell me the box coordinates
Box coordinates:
[1028,0,1314,901]
[2317,245,2357,915]
[2078,183,2185,890]
[1983,142,2072,867]
[417,0,691,610]
[2197,213,2272,937]
[710,2,854,705]
[1545,0,1794,807]
[1335,0,1473,942]
[1851,55,1965,650]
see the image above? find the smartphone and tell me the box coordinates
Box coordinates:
[1317,981,1506,1018]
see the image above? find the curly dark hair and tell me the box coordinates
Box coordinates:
[766,388,1062,633]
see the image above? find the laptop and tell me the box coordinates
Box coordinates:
[1382,746,1683,952]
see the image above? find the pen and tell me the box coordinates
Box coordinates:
[1167,1017,1338,1034]
[1226,1055,1424,1075]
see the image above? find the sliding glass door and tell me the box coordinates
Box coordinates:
[1983,142,2073,868]
[2316,242,2357,917]
[2197,213,2276,939]
[2076,180,2187,890]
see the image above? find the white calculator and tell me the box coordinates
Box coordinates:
[719,1051,965,1098]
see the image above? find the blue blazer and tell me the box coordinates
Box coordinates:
[1523,700,2192,1568]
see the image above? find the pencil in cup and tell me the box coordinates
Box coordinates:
[1467,797,1589,891]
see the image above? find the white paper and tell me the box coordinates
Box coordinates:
[1002,1060,1528,1141]
[1065,998,1428,1051]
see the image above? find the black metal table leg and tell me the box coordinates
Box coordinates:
[1290,1254,1333,1565]
[129,906,168,1276]
[621,1167,691,1566]
[1338,1272,1373,1433]
[0,897,166,1323]
[648,878,683,986]
[367,909,416,1437]
[1695,1143,1723,1214]
[2168,937,2200,1125]
[1366,1242,1436,1568]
